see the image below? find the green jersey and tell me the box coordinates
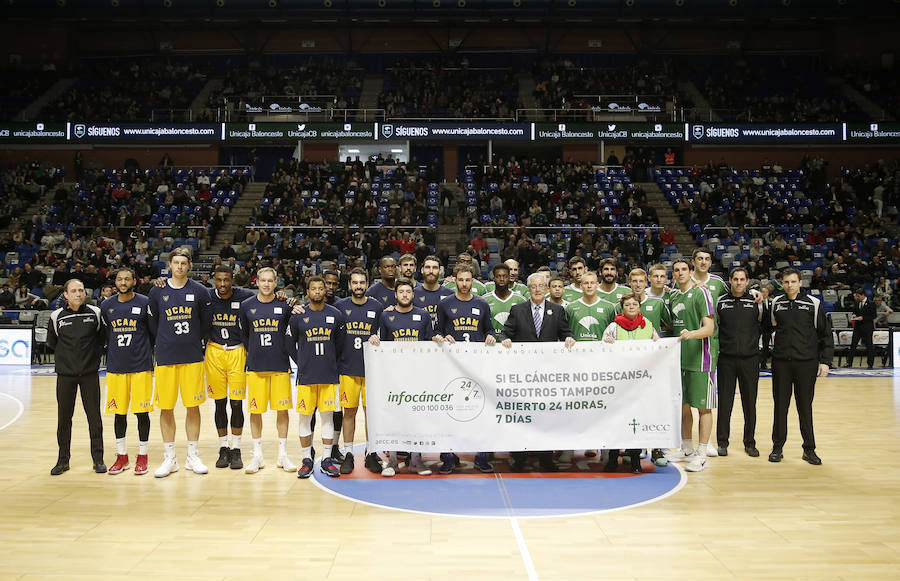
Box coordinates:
[666,285,714,372]
[639,295,672,336]
[483,291,527,334]
[565,297,617,342]
[484,281,528,297]
[444,278,486,296]
[693,272,728,360]
[597,284,631,306]
[562,283,584,304]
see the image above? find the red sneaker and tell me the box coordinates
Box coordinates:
[134,454,149,475]
[108,454,130,475]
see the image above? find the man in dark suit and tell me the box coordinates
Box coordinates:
[848,287,876,369]
[499,272,576,472]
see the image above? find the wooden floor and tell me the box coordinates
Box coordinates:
[0,368,898,580]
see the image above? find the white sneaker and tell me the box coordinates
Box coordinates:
[154,456,179,478]
[278,454,297,472]
[685,454,708,472]
[705,445,719,457]
[184,454,208,475]
[557,450,574,464]
[664,448,695,463]
[409,460,432,476]
[245,454,263,474]
[381,466,396,477]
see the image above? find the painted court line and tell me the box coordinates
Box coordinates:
[0,392,24,431]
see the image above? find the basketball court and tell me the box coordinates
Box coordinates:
[0,364,898,580]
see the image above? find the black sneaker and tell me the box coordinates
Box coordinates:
[215,446,231,468]
[50,462,69,476]
[364,452,383,474]
[473,453,494,473]
[439,456,455,474]
[340,452,355,474]
[320,457,341,478]
[331,445,345,463]
[651,449,668,466]
[230,448,244,470]
[297,458,314,479]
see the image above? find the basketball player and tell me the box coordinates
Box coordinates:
[414,254,454,325]
[646,263,672,301]
[147,248,212,478]
[483,263,526,335]
[434,263,496,474]
[335,267,385,474]
[666,258,716,472]
[562,257,587,303]
[240,267,296,474]
[368,277,439,477]
[547,277,568,308]
[443,253,486,296]
[597,258,630,304]
[288,275,346,479]
[205,265,254,470]
[484,259,528,297]
[102,268,154,476]
[366,256,399,307]
[398,253,418,282]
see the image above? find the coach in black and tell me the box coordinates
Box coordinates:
[848,286,876,369]
[715,267,764,458]
[768,268,833,466]
[47,278,107,475]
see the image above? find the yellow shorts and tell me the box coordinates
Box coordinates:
[247,371,292,413]
[339,375,366,408]
[154,362,205,409]
[106,371,154,414]
[205,343,247,400]
[297,384,339,414]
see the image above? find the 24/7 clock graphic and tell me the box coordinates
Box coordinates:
[443,377,485,422]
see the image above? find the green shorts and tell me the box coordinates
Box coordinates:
[681,370,717,410]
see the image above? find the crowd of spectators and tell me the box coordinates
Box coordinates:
[40,60,208,122]
[378,58,518,119]
[0,67,60,121]
[1,161,63,229]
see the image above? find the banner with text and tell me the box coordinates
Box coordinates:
[688,123,843,144]
[533,122,686,142]
[225,122,375,142]
[364,339,682,453]
[846,122,900,143]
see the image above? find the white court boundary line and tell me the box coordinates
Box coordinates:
[310,454,689,521]
[0,392,25,430]
[509,516,538,581]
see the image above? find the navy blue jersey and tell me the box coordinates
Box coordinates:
[378,307,434,342]
[414,283,454,325]
[101,293,154,374]
[335,296,383,377]
[240,296,293,372]
[147,279,210,365]
[206,286,255,346]
[435,294,494,342]
[287,303,345,385]
[365,281,398,307]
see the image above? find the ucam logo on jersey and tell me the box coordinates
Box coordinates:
[0,327,32,365]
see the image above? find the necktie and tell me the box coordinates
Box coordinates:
[533,304,543,336]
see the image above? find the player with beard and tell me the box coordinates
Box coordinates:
[483,263,527,335]
[335,267,385,474]
[443,253,487,296]
[398,254,418,283]
[414,254,454,325]
[204,265,255,470]
[485,259,528,297]
[562,257,587,303]
[435,264,496,474]
[322,268,345,459]
[368,277,440,476]
[597,258,631,304]
[289,276,346,479]
[101,268,154,476]
[366,256,399,307]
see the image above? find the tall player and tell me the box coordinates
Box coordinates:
[666,258,716,472]
[646,263,672,300]
[288,275,346,479]
[690,248,728,457]
[368,277,440,477]
[102,267,154,476]
[562,257,587,303]
[398,253,418,282]
[483,263,526,335]
[597,258,631,304]
[205,265,255,470]
[484,259,528,297]
[414,254,454,325]
[240,267,295,474]
[366,256,399,307]
[435,263,496,474]
[335,267,384,474]
[148,248,212,477]
[444,253,487,296]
